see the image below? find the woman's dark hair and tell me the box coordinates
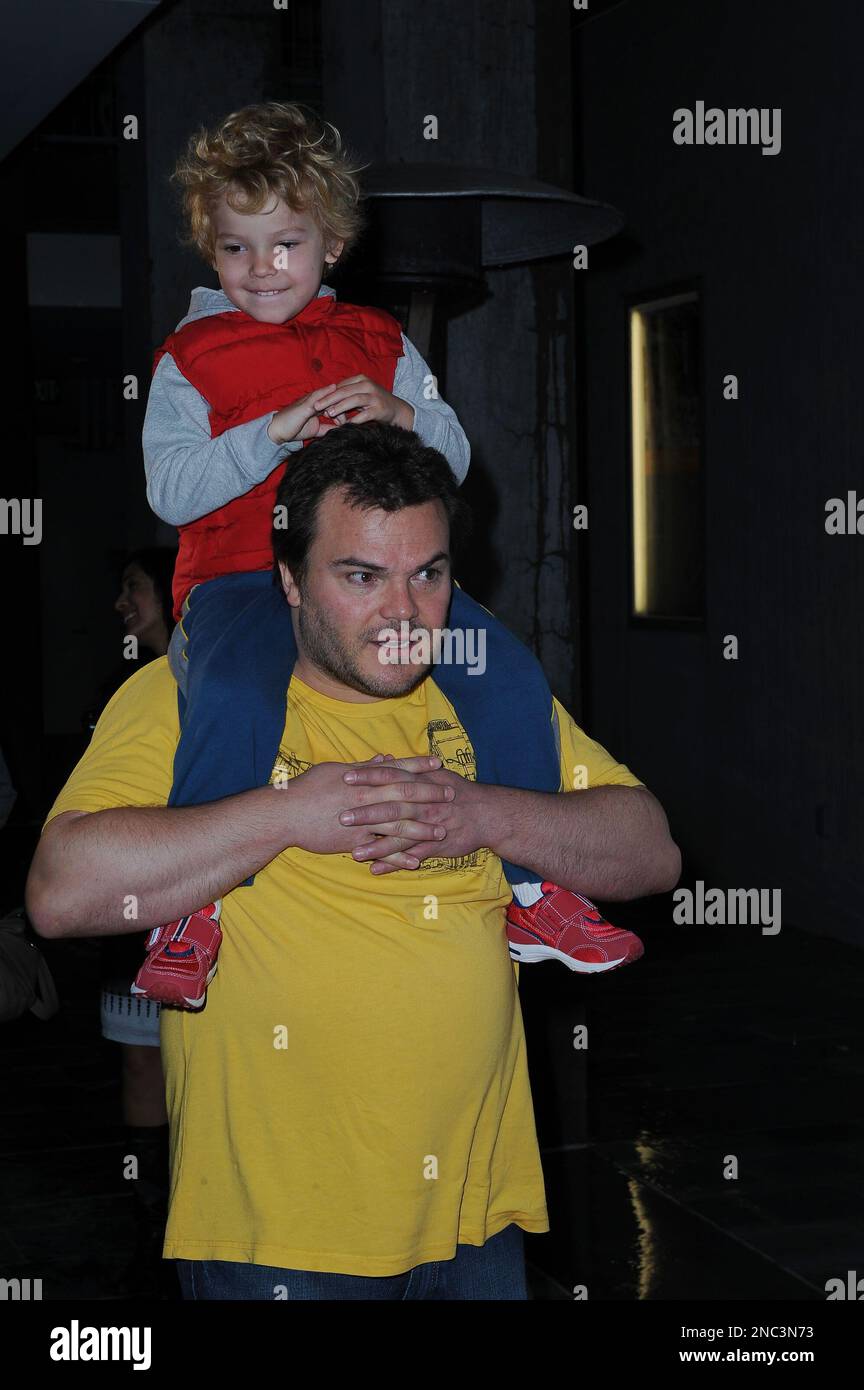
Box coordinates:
[121,547,177,636]
[271,421,472,583]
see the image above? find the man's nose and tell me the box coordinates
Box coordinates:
[380,582,419,623]
[114,594,127,613]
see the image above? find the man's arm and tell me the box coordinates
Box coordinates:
[27,791,290,937]
[488,784,680,900]
[26,757,455,938]
[340,771,681,898]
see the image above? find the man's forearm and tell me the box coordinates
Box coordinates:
[489,784,680,900]
[27,787,290,937]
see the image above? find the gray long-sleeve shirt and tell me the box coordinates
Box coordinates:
[143,284,470,526]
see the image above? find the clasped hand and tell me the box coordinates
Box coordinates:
[268,378,414,445]
[288,754,492,875]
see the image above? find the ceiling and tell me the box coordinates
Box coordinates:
[0,0,164,162]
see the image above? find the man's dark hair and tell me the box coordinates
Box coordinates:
[271,421,472,582]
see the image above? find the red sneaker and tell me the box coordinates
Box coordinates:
[131,902,222,1010]
[506,883,643,974]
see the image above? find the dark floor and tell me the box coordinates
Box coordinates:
[522,902,864,1299]
[1,891,862,1300]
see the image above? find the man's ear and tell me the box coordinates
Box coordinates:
[278,561,302,609]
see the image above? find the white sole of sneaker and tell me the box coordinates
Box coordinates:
[183,963,218,1010]
[130,963,218,1009]
[508,942,629,973]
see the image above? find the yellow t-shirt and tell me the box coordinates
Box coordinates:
[46,657,642,1276]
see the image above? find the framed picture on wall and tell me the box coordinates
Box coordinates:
[628,287,705,623]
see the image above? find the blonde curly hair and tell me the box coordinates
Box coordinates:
[173,101,366,265]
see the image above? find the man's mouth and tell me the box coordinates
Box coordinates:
[123,611,139,625]
[370,630,427,664]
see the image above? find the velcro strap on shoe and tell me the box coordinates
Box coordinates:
[147,912,222,960]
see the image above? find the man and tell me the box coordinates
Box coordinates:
[27,423,680,1301]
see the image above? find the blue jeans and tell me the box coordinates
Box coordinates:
[175,1223,528,1300]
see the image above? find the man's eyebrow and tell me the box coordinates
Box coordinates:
[329,551,450,572]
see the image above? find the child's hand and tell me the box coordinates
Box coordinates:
[267,387,348,445]
[313,376,416,430]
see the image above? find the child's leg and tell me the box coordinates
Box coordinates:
[134,573,297,1010]
[168,572,297,808]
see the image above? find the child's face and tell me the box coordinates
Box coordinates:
[210,191,343,323]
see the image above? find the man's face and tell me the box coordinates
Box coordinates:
[279,489,453,702]
[210,190,342,324]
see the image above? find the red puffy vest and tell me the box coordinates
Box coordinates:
[154,294,404,616]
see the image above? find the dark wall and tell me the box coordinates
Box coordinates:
[578,0,864,943]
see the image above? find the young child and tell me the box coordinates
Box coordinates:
[132,101,644,1010]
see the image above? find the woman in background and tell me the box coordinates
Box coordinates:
[91,547,176,1297]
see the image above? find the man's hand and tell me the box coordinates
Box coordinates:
[312,376,415,430]
[340,761,494,875]
[340,761,681,898]
[287,754,456,867]
[267,387,348,445]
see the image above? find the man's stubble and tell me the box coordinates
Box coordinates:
[296,592,432,700]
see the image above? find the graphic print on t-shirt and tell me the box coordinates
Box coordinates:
[271,750,312,785]
[421,717,485,874]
